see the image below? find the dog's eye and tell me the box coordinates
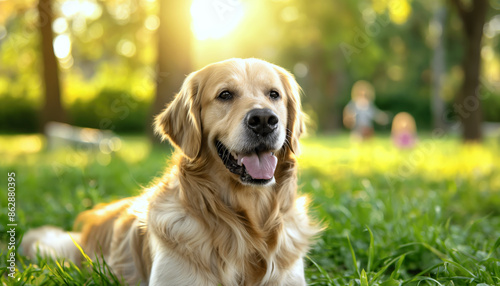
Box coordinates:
[218,90,233,101]
[270,90,280,99]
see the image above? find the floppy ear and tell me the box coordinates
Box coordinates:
[276,66,305,155]
[154,72,202,160]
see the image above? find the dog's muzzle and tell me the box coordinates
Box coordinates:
[215,108,280,185]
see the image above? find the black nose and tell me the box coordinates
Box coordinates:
[245,108,279,136]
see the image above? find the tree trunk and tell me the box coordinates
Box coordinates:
[148,0,192,143]
[323,69,343,131]
[450,0,488,142]
[431,6,446,130]
[38,0,66,132]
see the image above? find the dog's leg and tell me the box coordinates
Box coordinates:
[280,258,306,286]
[149,251,218,286]
[21,226,82,266]
[148,235,217,286]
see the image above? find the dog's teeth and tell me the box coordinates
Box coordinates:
[237,157,242,165]
[231,151,237,159]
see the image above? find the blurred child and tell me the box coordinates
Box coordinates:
[343,80,388,141]
[391,112,417,149]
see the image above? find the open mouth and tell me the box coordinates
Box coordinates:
[215,141,278,185]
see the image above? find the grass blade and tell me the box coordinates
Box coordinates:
[443,260,476,278]
[391,254,406,280]
[346,234,359,276]
[413,276,443,286]
[360,269,369,286]
[306,256,334,284]
[367,226,375,273]
[403,262,445,284]
[487,237,500,259]
[69,235,92,266]
[371,253,408,283]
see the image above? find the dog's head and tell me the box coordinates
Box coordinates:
[155,58,304,186]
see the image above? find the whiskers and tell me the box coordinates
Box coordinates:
[277,129,293,161]
[216,140,232,163]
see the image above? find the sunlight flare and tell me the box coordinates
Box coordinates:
[190,0,244,40]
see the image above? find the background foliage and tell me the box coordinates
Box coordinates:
[0,0,499,133]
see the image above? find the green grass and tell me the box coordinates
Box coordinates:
[1,134,500,285]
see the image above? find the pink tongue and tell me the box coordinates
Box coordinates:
[240,152,278,180]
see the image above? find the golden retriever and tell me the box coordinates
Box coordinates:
[22,58,319,285]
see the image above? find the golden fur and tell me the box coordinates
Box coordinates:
[22,58,319,285]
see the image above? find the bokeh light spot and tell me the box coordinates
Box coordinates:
[145,15,160,31]
[117,39,136,57]
[52,17,68,34]
[53,34,72,59]
[293,62,309,78]
[61,0,79,18]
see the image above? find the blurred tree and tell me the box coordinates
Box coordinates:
[449,0,489,141]
[38,0,67,131]
[274,0,436,131]
[271,0,360,131]
[148,0,192,143]
[430,4,447,130]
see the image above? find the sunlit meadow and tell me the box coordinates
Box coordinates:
[1,134,499,285]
